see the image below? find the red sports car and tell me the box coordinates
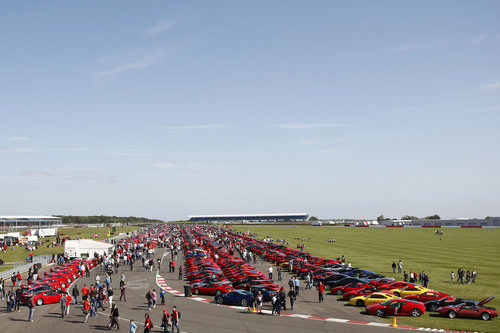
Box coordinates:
[28,289,70,306]
[438,296,497,321]
[366,298,426,317]
[404,291,454,303]
[343,287,377,301]
[377,281,416,290]
[331,282,371,295]
[191,282,234,295]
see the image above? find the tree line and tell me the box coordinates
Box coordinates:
[58,215,163,225]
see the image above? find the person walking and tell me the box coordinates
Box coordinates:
[72,285,80,304]
[27,295,35,322]
[60,293,67,318]
[178,265,183,280]
[108,303,120,330]
[83,297,91,323]
[129,319,137,333]
[305,274,311,290]
[108,287,114,308]
[161,309,171,333]
[151,289,157,308]
[160,289,166,305]
[294,277,300,296]
[317,282,325,303]
[171,306,181,333]
[392,261,396,273]
[82,284,89,301]
[398,260,402,273]
[268,266,273,280]
[120,281,127,302]
[278,287,286,311]
[277,267,282,281]
[288,288,296,310]
[450,271,455,283]
[256,291,263,314]
[144,313,153,333]
[146,290,152,310]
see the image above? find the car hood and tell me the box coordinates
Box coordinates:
[479,296,494,306]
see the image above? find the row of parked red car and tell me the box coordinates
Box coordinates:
[19,258,97,306]
[181,227,279,304]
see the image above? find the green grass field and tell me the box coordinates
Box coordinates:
[231,225,500,333]
[0,225,139,264]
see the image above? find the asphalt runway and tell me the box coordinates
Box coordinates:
[0,248,415,333]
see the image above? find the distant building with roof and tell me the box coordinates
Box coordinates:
[0,216,62,230]
[380,216,500,227]
[187,213,309,223]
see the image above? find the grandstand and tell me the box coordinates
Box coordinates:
[0,216,62,230]
[187,213,309,223]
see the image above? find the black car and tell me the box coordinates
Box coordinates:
[324,277,369,290]
[424,297,478,312]
[314,273,348,286]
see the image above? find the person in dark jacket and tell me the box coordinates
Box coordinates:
[108,303,120,330]
[287,289,296,310]
[72,285,80,304]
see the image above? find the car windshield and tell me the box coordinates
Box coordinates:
[381,300,392,305]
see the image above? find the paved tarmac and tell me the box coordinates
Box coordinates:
[0,248,415,333]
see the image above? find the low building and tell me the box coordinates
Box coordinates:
[0,216,62,230]
[380,217,500,227]
[187,213,309,223]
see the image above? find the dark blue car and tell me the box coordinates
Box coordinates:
[215,290,254,307]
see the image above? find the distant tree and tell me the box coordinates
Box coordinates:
[309,216,319,221]
[425,214,441,220]
[377,215,390,222]
[401,215,419,220]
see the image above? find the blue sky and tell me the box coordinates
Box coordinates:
[1,1,499,220]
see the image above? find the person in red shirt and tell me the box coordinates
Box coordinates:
[16,272,22,286]
[317,282,325,303]
[144,313,152,333]
[171,306,181,333]
[81,284,89,301]
[82,298,91,323]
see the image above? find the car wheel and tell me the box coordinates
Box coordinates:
[356,299,365,307]
[429,304,438,312]
[36,298,43,306]
[61,283,66,288]
[448,310,456,319]
[216,296,223,304]
[348,294,355,300]
[193,289,199,295]
[215,290,222,296]
[376,309,386,317]
[411,309,421,317]
[481,312,491,321]
[336,289,343,295]
[241,299,248,307]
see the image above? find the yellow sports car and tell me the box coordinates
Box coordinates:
[349,292,398,307]
[391,285,430,298]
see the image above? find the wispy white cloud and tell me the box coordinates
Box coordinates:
[0,147,90,153]
[144,19,178,38]
[7,136,28,141]
[477,81,500,91]
[275,123,347,129]
[296,139,328,145]
[384,42,441,53]
[319,148,350,154]
[149,162,231,171]
[96,51,166,77]
[468,35,488,45]
[162,124,230,130]
[149,162,178,169]
[17,170,55,178]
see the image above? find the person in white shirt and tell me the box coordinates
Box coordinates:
[268,266,273,280]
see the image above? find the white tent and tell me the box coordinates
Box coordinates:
[65,239,114,258]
